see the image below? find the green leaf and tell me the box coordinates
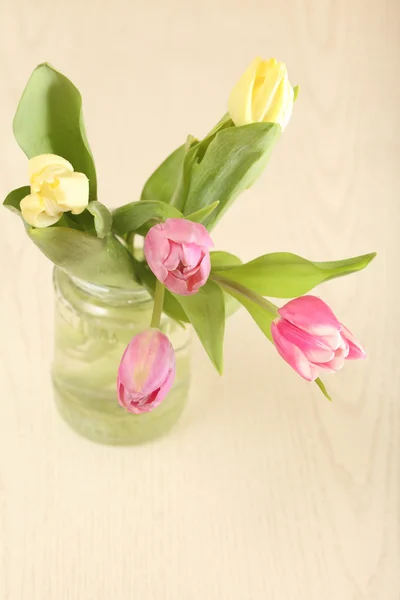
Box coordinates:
[28,227,135,287]
[141,144,186,204]
[204,112,233,139]
[13,63,97,200]
[214,251,377,298]
[210,251,243,317]
[134,262,189,323]
[3,186,30,215]
[142,115,233,214]
[186,201,219,223]
[293,85,300,102]
[315,378,332,401]
[182,122,281,228]
[173,281,225,374]
[86,201,112,238]
[210,251,242,270]
[112,200,182,235]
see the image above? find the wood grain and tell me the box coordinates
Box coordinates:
[0,0,399,598]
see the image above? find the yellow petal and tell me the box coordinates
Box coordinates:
[55,172,89,214]
[29,154,73,182]
[20,193,62,228]
[266,69,294,130]
[228,57,262,126]
[252,60,284,122]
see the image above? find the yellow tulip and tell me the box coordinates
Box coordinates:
[228,57,294,130]
[20,154,89,227]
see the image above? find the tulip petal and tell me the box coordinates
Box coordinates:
[20,193,62,227]
[162,218,213,249]
[144,225,171,282]
[188,253,211,293]
[163,241,182,271]
[267,72,294,131]
[271,321,319,381]
[56,172,89,214]
[141,362,176,413]
[118,329,175,397]
[164,273,190,295]
[181,242,203,269]
[252,59,284,122]
[275,319,335,363]
[340,324,366,359]
[228,57,262,126]
[313,349,347,373]
[278,295,341,336]
[29,154,73,182]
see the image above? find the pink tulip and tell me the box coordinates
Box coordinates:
[117,328,175,414]
[144,218,213,295]
[271,295,366,381]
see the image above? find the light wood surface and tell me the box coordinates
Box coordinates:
[0,1,399,598]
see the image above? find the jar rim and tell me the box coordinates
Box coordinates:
[54,267,151,305]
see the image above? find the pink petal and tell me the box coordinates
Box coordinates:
[278,295,341,336]
[340,324,366,359]
[144,226,171,282]
[118,329,174,396]
[162,218,213,249]
[188,253,211,292]
[181,242,203,268]
[145,362,176,412]
[271,321,319,381]
[164,273,190,295]
[275,319,335,363]
[313,346,348,373]
[163,241,182,270]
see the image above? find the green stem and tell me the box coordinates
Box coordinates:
[211,273,279,317]
[126,231,135,255]
[150,279,165,328]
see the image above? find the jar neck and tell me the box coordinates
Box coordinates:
[55,268,151,307]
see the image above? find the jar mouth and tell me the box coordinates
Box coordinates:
[54,267,151,306]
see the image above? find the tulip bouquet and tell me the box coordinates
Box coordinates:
[4,59,375,414]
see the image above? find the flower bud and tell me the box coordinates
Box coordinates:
[117,329,176,414]
[271,295,366,381]
[144,218,213,295]
[20,154,89,227]
[228,57,294,130]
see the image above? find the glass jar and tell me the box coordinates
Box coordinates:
[52,268,191,445]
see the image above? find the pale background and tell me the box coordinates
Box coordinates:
[0,0,399,598]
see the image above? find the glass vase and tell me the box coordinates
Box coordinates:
[52,268,191,445]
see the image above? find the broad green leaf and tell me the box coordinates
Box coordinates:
[210,251,242,270]
[13,63,97,200]
[214,251,377,298]
[134,261,189,323]
[210,251,243,317]
[173,281,225,374]
[3,186,30,215]
[315,378,332,401]
[182,122,281,228]
[28,228,135,287]
[112,200,182,235]
[186,201,219,223]
[54,210,96,233]
[86,201,112,238]
[204,112,233,139]
[169,118,234,212]
[169,139,200,211]
[141,144,186,204]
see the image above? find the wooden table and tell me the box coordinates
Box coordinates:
[0,0,398,597]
